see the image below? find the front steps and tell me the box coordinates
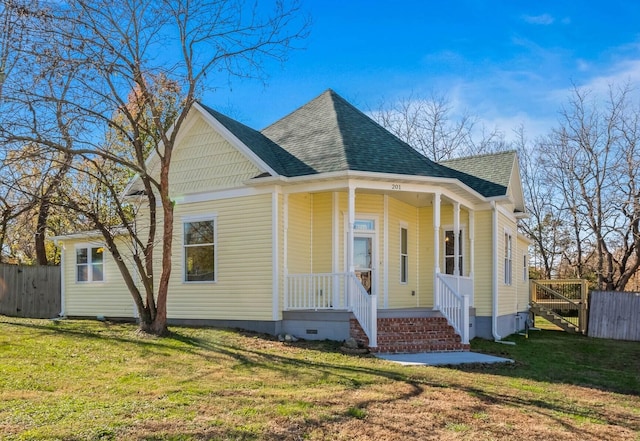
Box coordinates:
[529,302,580,333]
[350,316,470,353]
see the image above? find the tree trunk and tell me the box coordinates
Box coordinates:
[34,197,50,265]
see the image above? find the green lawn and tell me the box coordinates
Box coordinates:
[0,316,639,440]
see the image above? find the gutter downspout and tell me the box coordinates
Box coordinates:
[54,239,65,317]
[491,201,502,342]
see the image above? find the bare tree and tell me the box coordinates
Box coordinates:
[538,84,640,290]
[371,91,507,161]
[0,0,309,334]
[515,126,565,278]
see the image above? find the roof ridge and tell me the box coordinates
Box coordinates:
[327,90,449,173]
[261,89,335,132]
[439,149,516,164]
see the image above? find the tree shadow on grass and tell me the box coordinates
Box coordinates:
[456,329,640,396]
[2,316,639,440]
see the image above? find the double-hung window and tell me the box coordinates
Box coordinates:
[504,232,513,285]
[76,246,104,282]
[444,229,463,276]
[400,226,408,284]
[184,218,216,282]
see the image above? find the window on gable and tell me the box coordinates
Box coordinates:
[504,232,513,285]
[184,219,216,282]
[400,226,408,284]
[444,230,463,276]
[76,246,104,282]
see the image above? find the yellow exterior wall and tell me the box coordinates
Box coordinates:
[497,210,518,316]
[473,209,493,316]
[168,114,262,196]
[287,193,312,275]
[165,194,274,321]
[386,197,419,307]
[61,236,136,318]
[418,206,434,308]
[516,234,530,312]
[312,193,333,273]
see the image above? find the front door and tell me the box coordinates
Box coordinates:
[354,234,374,294]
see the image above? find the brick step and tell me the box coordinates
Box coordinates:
[376,331,462,340]
[350,316,469,354]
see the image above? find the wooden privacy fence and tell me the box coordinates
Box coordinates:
[0,264,61,319]
[588,291,640,341]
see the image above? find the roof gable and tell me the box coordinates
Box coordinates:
[440,151,525,208]
[198,103,315,177]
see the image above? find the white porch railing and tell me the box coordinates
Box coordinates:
[346,273,377,347]
[436,273,470,344]
[285,272,347,310]
[285,272,377,347]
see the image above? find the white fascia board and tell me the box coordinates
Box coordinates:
[248,170,494,208]
[194,102,278,177]
[517,231,533,244]
[171,185,274,205]
[52,228,129,243]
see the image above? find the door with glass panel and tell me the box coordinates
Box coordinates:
[354,234,374,294]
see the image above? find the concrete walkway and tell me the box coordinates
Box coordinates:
[376,351,513,366]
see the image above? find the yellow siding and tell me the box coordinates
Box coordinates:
[287,193,312,275]
[387,197,419,308]
[497,211,518,316]
[168,114,262,196]
[516,235,530,311]
[62,237,136,318]
[473,210,493,316]
[164,193,274,320]
[418,206,434,308]
[312,193,333,273]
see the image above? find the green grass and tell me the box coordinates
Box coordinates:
[0,316,639,440]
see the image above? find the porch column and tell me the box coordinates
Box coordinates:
[469,210,475,279]
[283,194,289,311]
[433,192,441,309]
[332,192,340,307]
[347,186,356,307]
[453,201,460,277]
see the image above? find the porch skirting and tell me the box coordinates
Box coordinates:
[281,310,352,341]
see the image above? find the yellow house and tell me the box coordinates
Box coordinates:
[54,90,530,352]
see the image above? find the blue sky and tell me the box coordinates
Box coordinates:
[202,1,640,140]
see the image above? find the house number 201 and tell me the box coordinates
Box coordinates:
[391,184,401,190]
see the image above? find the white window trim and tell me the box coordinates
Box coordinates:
[400,222,408,284]
[523,252,528,282]
[504,228,513,286]
[443,224,466,276]
[74,243,106,284]
[182,214,218,284]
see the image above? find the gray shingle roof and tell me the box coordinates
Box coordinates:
[439,151,516,197]
[200,90,511,198]
[199,103,315,177]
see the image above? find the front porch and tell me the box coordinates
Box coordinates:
[280,182,483,352]
[283,272,474,351]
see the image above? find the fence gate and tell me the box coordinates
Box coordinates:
[0,264,61,319]
[529,279,589,333]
